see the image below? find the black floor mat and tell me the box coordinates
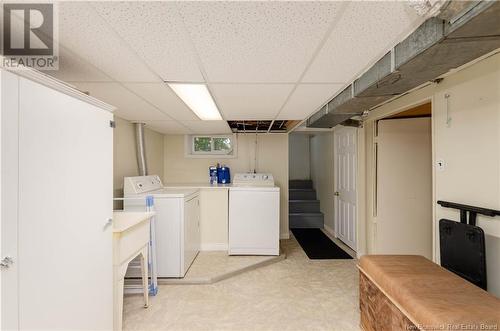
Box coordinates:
[291,228,353,260]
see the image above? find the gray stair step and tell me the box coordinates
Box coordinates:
[289,200,320,213]
[289,189,316,200]
[289,213,324,229]
[289,180,313,189]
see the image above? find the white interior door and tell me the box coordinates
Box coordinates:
[17,77,113,330]
[376,117,432,258]
[334,126,357,250]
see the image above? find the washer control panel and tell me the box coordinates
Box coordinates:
[232,173,275,187]
[124,175,163,194]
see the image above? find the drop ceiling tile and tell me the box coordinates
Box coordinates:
[303,1,423,83]
[277,84,344,120]
[181,121,231,135]
[178,1,343,82]
[124,83,199,121]
[46,47,111,82]
[72,82,170,121]
[58,2,159,83]
[143,121,191,135]
[91,2,203,82]
[211,84,294,120]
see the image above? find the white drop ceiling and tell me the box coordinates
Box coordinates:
[211,84,295,120]
[48,1,425,135]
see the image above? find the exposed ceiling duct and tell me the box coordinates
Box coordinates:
[307,0,500,128]
[134,123,148,176]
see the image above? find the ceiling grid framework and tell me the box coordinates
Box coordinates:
[51,44,193,129]
[277,83,345,120]
[45,1,427,135]
[303,1,423,83]
[57,1,229,134]
[57,2,158,83]
[172,2,230,124]
[176,1,345,83]
[91,1,204,83]
[210,84,295,120]
[176,1,348,124]
[87,1,208,133]
[273,1,351,121]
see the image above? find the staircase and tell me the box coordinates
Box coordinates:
[289,180,324,228]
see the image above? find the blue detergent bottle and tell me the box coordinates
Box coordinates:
[217,164,231,184]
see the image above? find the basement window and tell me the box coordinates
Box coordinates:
[185,135,237,158]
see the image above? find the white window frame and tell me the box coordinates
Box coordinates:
[184,134,237,159]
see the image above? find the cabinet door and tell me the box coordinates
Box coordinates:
[17,77,113,330]
[184,196,200,274]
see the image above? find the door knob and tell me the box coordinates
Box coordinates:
[1,256,14,268]
[103,218,113,230]
[334,192,340,196]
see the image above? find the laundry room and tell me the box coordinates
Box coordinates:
[1,1,500,331]
[113,120,291,243]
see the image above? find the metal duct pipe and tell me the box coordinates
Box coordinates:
[134,123,148,176]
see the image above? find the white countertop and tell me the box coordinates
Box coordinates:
[150,187,201,197]
[165,183,233,189]
[164,183,279,191]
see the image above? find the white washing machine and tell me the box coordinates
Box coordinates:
[124,175,200,278]
[229,173,280,255]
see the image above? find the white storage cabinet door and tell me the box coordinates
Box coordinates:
[17,77,113,329]
[1,70,21,330]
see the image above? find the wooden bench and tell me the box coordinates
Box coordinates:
[358,255,500,331]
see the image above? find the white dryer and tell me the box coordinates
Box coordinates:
[124,175,200,278]
[229,173,280,255]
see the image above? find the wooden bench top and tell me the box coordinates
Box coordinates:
[358,255,500,330]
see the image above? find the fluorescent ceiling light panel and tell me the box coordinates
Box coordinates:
[168,83,222,120]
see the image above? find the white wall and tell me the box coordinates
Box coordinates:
[163,133,290,238]
[289,134,310,180]
[362,52,500,297]
[113,117,165,199]
[310,132,335,232]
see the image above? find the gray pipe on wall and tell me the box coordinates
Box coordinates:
[134,122,148,176]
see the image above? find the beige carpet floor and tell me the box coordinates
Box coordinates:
[123,236,361,331]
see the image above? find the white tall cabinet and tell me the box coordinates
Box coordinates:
[1,69,115,330]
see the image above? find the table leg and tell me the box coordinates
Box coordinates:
[114,264,128,331]
[140,246,149,308]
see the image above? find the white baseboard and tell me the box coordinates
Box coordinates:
[280,231,290,240]
[200,243,228,251]
[324,224,335,237]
